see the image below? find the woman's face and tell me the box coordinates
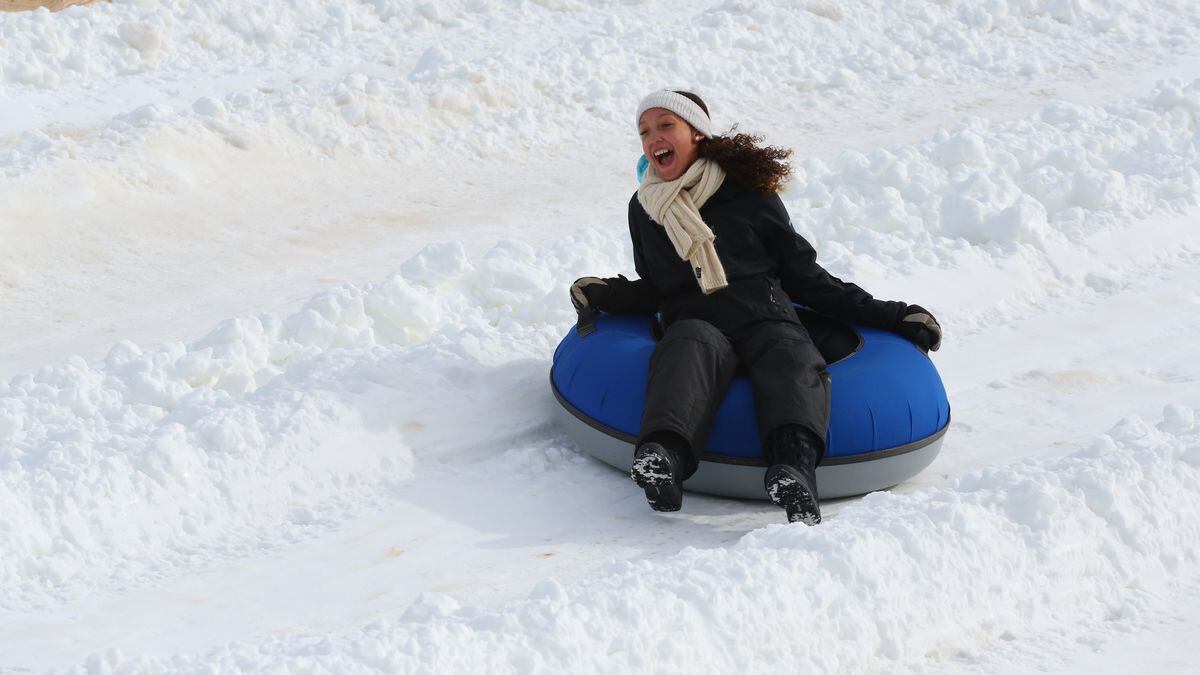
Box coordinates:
[639,108,701,181]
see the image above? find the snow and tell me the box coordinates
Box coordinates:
[58,409,1200,673]
[2,0,1200,671]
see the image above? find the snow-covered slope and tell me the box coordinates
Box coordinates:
[84,414,1200,673]
[1,0,1198,671]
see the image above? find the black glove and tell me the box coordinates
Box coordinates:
[569,277,612,313]
[570,277,613,337]
[895,304,942,352]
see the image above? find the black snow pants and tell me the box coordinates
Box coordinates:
[637,318,830,480]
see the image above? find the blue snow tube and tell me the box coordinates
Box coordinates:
[550,309,950,499]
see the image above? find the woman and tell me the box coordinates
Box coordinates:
[571,90,941,524]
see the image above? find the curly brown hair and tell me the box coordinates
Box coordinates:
[675,90,793,193]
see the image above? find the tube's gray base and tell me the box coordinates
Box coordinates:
[554,401,945,500]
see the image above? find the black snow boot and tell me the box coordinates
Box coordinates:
[631,440,684,512]
[764,426,823,525]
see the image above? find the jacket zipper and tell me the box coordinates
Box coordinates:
[766,279,782,313]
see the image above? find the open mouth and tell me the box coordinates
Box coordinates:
[652,148,675,169]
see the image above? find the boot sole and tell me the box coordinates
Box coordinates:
[766,466,821,525]
[631,448,682,512]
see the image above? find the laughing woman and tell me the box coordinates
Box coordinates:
[570,90,941,524]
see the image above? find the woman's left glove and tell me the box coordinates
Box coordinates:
[895,305,942,352]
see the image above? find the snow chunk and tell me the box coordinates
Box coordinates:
[933,130,990,168]
[1160,404,1196,436]
[117,22,162,54]
[400,241,470,286]
[410,45,453,80]
[192,96,227,119]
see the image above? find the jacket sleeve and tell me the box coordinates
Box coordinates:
[763,193,906,329]
[591,199,663,315]
[599,274,661,315]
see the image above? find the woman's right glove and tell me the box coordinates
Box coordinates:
[895,304,942,352]
[569,276,611,314]
[570,276,612,337]
[569,275,661,336]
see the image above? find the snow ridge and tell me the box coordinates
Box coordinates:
[787,79,1200,258]
[0,232,617,609]
[4,0,1200,176]
[94,410,1200,673]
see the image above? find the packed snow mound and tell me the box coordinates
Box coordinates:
[93,409,1200,672]
[786,79,1200,259]
[0,230,622,610]
[4,0,1195,92]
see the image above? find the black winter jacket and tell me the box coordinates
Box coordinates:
[599,179,907,333]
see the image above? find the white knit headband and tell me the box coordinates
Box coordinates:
[636,90,714,138]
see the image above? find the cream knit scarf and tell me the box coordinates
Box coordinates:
[637,158,728,295]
